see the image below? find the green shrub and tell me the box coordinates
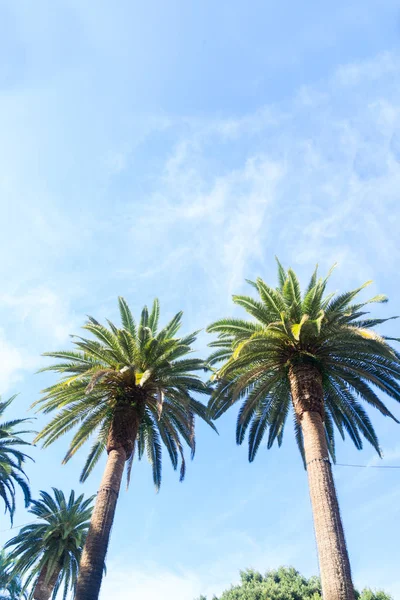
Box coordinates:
[195,567,392,600]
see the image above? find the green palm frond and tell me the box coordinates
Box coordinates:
[34,298,213,489]
[148,299,160,333]
[0,396,33,523]
[5,488,93,600]
[207,260,400,465]
[275,256,287,288]
[118,296,136,335]
[0,550,28,600]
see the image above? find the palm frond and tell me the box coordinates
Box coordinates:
[0,396,33,523]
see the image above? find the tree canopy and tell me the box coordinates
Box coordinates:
[5,488,93,600]
[34,297,214,489]
[195,567,392,600]
[207,261,400,464]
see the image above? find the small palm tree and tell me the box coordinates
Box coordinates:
[5,488,93,600]
[207,261,400,600]
[0,395,32,522]
[0,550,28,600]
[33,298,213,600]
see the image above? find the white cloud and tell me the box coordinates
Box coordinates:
[219,157,284,292]
[126,51,400,315]
[100,563,204,600]
[0,329,37,394]
[0,288,77,391]
[212,105,289,140]
[368,444,400,466]
[135,146,285,310]
[100,535,306,600]
[334,51,399,86]
[1,41,400,599]
[0,287,77,345]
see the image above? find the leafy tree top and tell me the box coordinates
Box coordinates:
[34,297,214,489]
[195,567,392,600]
[207,260,400,463]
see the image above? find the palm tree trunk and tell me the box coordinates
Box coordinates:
[289,364,354,600]
[33,564,61,600]
[75,406,139,600]
[74,447,126,600]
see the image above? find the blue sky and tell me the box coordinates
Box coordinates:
[1,1,400,598]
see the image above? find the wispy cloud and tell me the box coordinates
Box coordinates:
[100,533,307,600]
[0,288,78,392]
[100,563,203,600]
[134,144,285,314]
[95,49,400,599]
[124,51,400,316]
[0,287,77,345]
[1,25,400,598]
[334,51,399,86]
[0,329,37,394]
[368,444,400,466]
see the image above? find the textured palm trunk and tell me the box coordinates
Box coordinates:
[33,564,61,600]
[289,364,354,600]
[74,405,139,600]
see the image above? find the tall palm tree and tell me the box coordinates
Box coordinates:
[0,550,28,600]
[0,395,32,523]
[5,488,93,600]
[33,297,213,600]
[207,261,400,600]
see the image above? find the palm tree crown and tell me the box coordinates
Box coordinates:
[34,297,213,488]
[207,261,400,462]
[0,395,32,522]
[5,488,93,600]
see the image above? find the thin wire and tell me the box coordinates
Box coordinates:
[0,509,69,533]
[1,464,399,533]
[335,463,400,469]
[0,517,50,533]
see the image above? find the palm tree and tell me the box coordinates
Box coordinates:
[5,488,93,600]
[207,261,400,600]
[33,297,213,600]
[0,550,28,600]
[0,395,32,523]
